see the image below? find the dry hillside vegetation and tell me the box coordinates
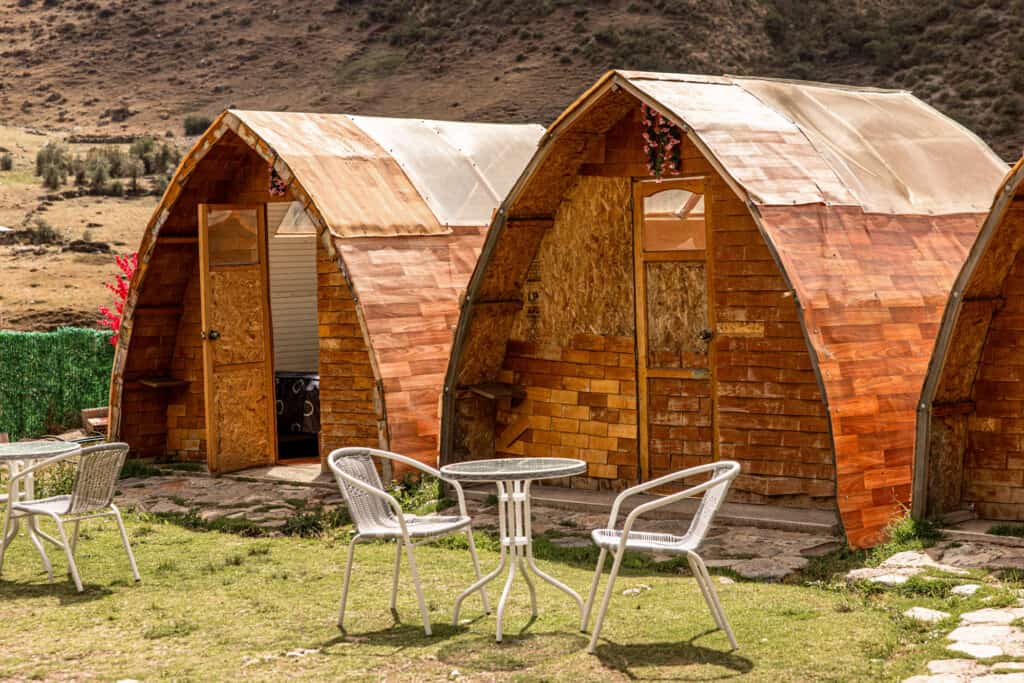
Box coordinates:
[1,0,1023,330]
[0,0,1021,157]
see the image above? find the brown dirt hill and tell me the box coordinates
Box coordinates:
[1,0,1022,158]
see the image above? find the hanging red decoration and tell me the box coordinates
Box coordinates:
[640,103,683,180]
[269,165,287,197]
[98,252,138,346]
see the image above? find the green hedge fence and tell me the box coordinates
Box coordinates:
[0,327,114,441]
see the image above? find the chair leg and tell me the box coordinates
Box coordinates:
[0,505,15,577]
[403,539,432,636]
[588,547,625,654]
[465,527,490,613]
[70,520,81,556]
[51,515,83,593]
[337,536,358,631]
[389,541,402,612]
[689,552,737,649]
[581,547,607,632]
[111,506,140,583]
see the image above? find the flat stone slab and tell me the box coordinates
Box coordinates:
[960,608,1024,626]
[880,550,969,576]
[905,607,951,624]
[948,624,1014,644]
[731,556,808,581]
[846,567,916,584]
[947,641,1005,659]
[953,584,982,597]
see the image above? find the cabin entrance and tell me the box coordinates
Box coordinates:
[265,202,321,461]
[198,203,278,473]
[633,179,716,482]
[197,202,322,472]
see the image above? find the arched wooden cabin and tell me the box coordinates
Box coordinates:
[441,71,1008,547]
[109,111,542,473]
[914,158,1024,523]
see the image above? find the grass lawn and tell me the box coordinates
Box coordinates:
[0,513,1011,681]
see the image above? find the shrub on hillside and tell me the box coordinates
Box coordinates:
[184,115,213,136]
[36,141,71,189]
[129,136,181,175]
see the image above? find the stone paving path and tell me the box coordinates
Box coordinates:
[115,472,838,580]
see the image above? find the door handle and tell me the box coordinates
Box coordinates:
[203,329,221,341]
[699,329,714,342]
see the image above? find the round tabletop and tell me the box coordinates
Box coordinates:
[441,457,586,482]
[0,440,81,462]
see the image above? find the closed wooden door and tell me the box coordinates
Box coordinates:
[634,179,716,481]
[198,204,277,473]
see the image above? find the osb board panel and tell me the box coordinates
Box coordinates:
[211,365,273,472]
[962,246,1024,519]
[209,267,267,367]
[509,176,634,347]
[646,261,708,367]
[455,304,521,387]
[933,299,997,403]
[927,414,966,516]
[759,204,985,546]
[336,225,488,466]
[474,220,550,303]
[963,208,1024,299]
[511,89,637,219]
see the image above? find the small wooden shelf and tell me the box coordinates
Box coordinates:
[467,382,526,402]
[139,377,190,389]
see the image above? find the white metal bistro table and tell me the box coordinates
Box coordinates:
[441,457,587,641]
[0,440,82,580]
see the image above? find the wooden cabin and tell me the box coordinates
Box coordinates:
[109,111,542,473]
[914,158,1024,524]
[441,71,1008,548]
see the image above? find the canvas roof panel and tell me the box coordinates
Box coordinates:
[349,116,544,227]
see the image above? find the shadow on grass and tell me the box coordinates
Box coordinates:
[0,577,114,604]
[319,621,468,654]
[595,629,753,680]
[437,631,589,673]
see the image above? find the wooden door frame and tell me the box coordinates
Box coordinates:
[198,202,278,473]
[632,177,717,482]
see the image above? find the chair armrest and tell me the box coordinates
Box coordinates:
[366,448,469,517]
[606,462,725,529]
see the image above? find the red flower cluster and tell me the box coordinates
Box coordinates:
[98,252,138,347]
[641,103,683,180]
[269,165,287,197]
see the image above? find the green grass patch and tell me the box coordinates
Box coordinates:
[0,513,958,681]
[989,523,1024,538]
[335,48,406,84]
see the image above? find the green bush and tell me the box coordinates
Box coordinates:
[41,162,65,189]
[0,328,114,440]
[184,115,213,136]
[35,141,71,177]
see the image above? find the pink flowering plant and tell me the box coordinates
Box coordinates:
[641,103,683,179]
[98,252,138,346]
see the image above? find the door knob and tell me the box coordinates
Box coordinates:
[699,329,714,342]
[207,329,221,341]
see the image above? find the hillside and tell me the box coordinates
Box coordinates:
[1,0,1023,330]
[1,0,1022,158]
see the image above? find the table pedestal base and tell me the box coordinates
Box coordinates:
[453,479,583,642]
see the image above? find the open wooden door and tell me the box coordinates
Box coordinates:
[633,179,716,482]
[198,204,277,473]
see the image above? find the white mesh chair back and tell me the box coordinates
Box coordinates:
[68,442,129,515]
[683,461,739,545]
[329,449,397,532]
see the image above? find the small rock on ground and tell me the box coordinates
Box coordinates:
[904,607,951,624]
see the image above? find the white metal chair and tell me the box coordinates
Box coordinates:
[327,447,490,635]
[582,460,741,653]
[0,442,139,592]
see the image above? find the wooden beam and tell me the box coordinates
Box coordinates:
[159,236,198,244]
[932,400,975,417]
